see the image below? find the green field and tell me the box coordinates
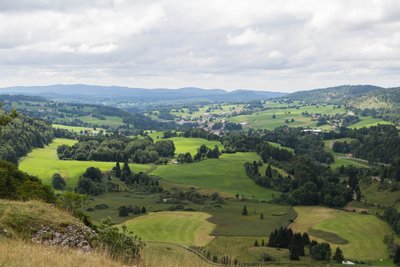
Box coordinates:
[78,115,124,127]
[164,137,223,155]
[291,206,395,261]
[323,138,371,169]
[123,211,215,246]
[360,181,400,211]
[142,242,213,267]
[229,105,345,130]
[151,152,278,200]
[19,138,150,187]
[348,116,392,129]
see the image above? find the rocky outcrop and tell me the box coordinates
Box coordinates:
[31,224,96,252]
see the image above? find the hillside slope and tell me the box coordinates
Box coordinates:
[284,85,400,112]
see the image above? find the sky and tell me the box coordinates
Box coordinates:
[0,0,400,92]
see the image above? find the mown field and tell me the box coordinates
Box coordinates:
[290,206,395,261]
[151,152,278,200]
[142,242,214,267]
[122,211,215,246]
[19,138,150,187]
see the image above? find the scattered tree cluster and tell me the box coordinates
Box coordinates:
[193,145,221,161]
[118,205,146,217]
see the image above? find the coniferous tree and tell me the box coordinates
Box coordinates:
[121,161,132,181]
[141,206,147,213]
[115,161,121,177]
[289,245,300,261]
[302,232,310,246]
[260,212,264,220]
[394,246,400,265]
[261,239,265,246]
[266,164,272,178]
[242,205,248,216]
[333,247,344,263]
[252,161,259,176]
[254,240,259,247]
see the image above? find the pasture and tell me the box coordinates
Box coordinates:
[52,124,102,133]
[151,152,278,200]
[323,138,371,169]
[122,211,215,246]
[142,242,213,267]
[290,206,394,261]
[77,115,124,127]
[229,105,345,130]
[165,137,223,155]
[348,116,392,129]
[19,138,149,187]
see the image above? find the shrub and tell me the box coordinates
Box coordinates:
[96,222,144,264]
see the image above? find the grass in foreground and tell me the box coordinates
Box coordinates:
[19,138,150,187]
[291,206,394,261]
[152,152,278,200]
[142,242,213,267]
[123,211,215,246]
[0,238,126,267]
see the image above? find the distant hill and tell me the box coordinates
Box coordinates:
[0,84,286,103]
[284,85,400,111]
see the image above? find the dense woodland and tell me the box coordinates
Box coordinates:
[57,136,175,164]
[332,124,400,165]
[0,114,54,163]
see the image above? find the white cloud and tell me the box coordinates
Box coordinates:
[0,0,399,92]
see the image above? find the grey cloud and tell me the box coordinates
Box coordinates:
[0,0,399,91]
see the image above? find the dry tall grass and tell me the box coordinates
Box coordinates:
[0,238,132,267]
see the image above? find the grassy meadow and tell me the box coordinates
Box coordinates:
[290,206,395,261]
[52,123,103,133]
[323,138,371,169]
[151,152,278,200]
[348,116,392,129]
[229,105,345,130]
[77,115,124,127]
[19,138,150,187]
[122,211,215,246]
[164,137,223,155]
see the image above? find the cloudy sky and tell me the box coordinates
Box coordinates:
[0,0,400,92]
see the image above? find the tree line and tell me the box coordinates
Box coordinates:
[57,136,175,164]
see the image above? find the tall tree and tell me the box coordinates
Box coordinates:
[242,205,248,216]
[394,246,400,266]
[266,164,272,178]
[333,247,344,263]
[115,161,121,177]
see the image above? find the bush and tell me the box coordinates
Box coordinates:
[52,173,66,190]
[96,221,145,264]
